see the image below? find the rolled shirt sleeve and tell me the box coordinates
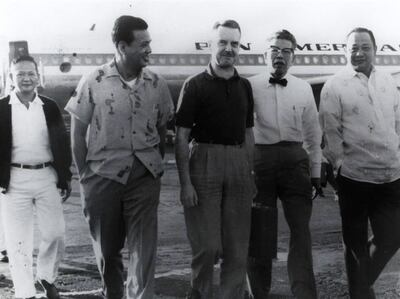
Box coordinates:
[65,75,94,125]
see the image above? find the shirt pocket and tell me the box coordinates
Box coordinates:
[285,104,306,132]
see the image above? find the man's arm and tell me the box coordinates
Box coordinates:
[175,126,198,207]
[319,80,344,172]
[70,116,89,176]
[245,128,255,171]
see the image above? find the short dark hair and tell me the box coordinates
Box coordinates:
[112,15,148,47]
[346,27,377,49]
[268,29,297,49]
[213,19,241,34]
[11,55,39,73]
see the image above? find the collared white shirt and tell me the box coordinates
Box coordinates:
[319,66,400,184]
[10,91,53,164]
[249,72,322,177]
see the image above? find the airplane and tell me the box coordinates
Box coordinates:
[1,0,400,117]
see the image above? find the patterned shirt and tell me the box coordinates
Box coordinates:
[249,72,322,178]
[319,66,400,184]
[65,60,174,184]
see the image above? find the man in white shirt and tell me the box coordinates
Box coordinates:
[247,30,321,299]
[320,27,400,299]
[0,56,72,299]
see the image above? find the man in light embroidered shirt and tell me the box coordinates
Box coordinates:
[319,27,400,299]
[247,30,321,299]
[66,16,174,299]
[0,56,72,299]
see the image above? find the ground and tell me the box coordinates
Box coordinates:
[1,152,400,298]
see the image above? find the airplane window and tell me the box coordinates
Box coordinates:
[375,57,381,64]
[74,57,81,64]
[179,57,186,64]
[392,56,399,64]
[383,56,390,65]
[294,56,302,65]
[63,57,71,63]
[169,56,177,64]
[60,62,72,73]
[52,57,59,64]
[322,56,329,64]
[199,57,207,64]
[85,57,92,64]
[340,56,346,64]
[159,57,166,64]
[304,56,310,64]
[149,57,156,65]
[331,57,338,64]
[248,57,254,64]
[96,57,103,64]
[239,57,245,64]
[312,56,319,64]
[190,57,197,64]
[258,56,265,65]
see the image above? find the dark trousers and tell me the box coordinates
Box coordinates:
[80,158,160,299]
[337,175,400,299]
[248,143,317,299]
[185,143,255,299]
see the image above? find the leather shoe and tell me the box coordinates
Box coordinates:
[0,250,8,263]
[38,279,60,299]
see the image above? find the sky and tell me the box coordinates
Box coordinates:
[0,0,400,53]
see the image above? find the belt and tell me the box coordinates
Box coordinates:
[196,140,244,146]
[256,141,302,147]
[11,162,52,169]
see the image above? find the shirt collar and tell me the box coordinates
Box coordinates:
[204,63,240,81]
[343,64,376,79]
[105,58,153,82]
[9,91,43,106]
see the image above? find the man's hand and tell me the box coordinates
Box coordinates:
[311,177,324,199]
[180,184,198,207]
[60,181,72,203]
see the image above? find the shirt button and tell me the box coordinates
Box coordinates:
[133,111,137,115]
[132,131,136,134]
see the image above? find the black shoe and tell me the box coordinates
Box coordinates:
[38,279,60,299]
[0,250,8,263]
[186,288,202,299]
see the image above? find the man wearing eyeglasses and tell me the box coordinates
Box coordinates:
[320,28,400,299]
[247,30,321,299]
[0,55,72,299]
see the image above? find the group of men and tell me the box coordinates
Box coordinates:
[0,14,399,299]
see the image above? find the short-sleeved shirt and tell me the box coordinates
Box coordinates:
[175,65,254,145]
[65,59,174,184]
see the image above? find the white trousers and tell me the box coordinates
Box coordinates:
[1,167,65,298]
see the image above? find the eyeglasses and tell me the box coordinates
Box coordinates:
[16,72,38,79]
[270,46,294,56]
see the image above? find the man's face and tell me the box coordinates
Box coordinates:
[10,61,39,94]
[266,38,295,78]
[346,31,376,76]
[123,29,152,69]
[211,26,241,69]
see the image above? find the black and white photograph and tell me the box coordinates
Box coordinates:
[1,0,400,298]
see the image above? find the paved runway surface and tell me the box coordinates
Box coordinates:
[1,153,400,298]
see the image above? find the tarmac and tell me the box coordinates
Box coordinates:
[1,152,400,298]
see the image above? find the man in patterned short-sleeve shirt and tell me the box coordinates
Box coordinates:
[65,15,174,299]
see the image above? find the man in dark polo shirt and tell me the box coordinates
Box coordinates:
[175,20,256,299]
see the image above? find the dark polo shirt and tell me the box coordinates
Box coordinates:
[176,65,254,145]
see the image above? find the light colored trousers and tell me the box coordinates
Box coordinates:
[1,167,65,298]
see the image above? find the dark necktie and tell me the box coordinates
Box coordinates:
[269,77,287,86]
